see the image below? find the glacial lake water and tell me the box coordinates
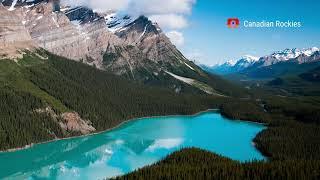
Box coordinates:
[0,110,266,179]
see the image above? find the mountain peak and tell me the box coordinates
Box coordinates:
[135,15,149,22]
[124,15,161,34]
[204,47,320,75]
[104,13,137,33]
[241,55,259,62]
[225,60,236,66]
[303,47,319,56]
[271,47,319,61]
[65,6,101,24]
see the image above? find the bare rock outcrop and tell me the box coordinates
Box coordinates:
[1,2,190,74]
[0,5,35,58]
[20,3,123,68]
[116,16,188,64]
[36,107,96,135]
[61,112,96,135]
[103,16,193,81]
[1,2,205,92]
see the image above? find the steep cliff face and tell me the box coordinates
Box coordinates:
[19,3,123,68]
[0,5,35,58]
[1,2,192,73]
[65,6,100,24]
[105,16,205,88]
[0,1,227,95]
[2,0,37,7]
[117,16,188,65]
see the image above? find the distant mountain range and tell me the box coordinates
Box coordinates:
[0,0,245,96]
[0,0,248,151]
[202,47,320,79]
[201,55,259,75]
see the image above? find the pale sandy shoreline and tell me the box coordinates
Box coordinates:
[1,109,225,153]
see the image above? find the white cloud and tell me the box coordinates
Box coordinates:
[62,0,195,14]
[61,0,195,29]
[149,14,188,29]
[61,0,128,12]
[166,31,185,47]
[146,138,183,152]
[62,0,196,49]
[129,0,196,15]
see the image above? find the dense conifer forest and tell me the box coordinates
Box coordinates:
[119,79,320,179]
[0,51,224,150]
[117,96,320,179]
[1,51,320,179]
[118,148,320,180]
[0,88,64,150]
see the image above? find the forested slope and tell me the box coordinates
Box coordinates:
[118,148,320,180]
[0,50,225,151]
[119,96,320,179]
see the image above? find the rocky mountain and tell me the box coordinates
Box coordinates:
[254,47,319,67]
[200,61,235,75]
[105,16,197,80]
[0,1,241,96]
[234,55,259,69]
[241,47,320,79]
[0,5,35,58]
[25,3,122,68]
[104,13,137,33]
[202,55,259,75]
[205,47,320,78]
[64,6,101,24]
[2,0,47,10]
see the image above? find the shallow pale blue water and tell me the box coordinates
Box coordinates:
[0,110,266,179]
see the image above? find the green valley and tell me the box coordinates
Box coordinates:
[1,50,320,179]
[0,50,228,151]
[1,0,320,179]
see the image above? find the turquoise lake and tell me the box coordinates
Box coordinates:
[0,110,266,179]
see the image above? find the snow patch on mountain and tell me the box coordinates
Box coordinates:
[242,55,259,62]
[138,24,149,39]
[166,71,194,84]
[304,47,319,56]
[234,55,259,68]
[3,0,39,11]
[204,47,319,75]
[8,0,18,11]
[225,60,237,66]
[165,71,222,95]
[270,47,319,61]
[204,55,259,75]
[104,13,137,33]
[184,62,195,71]
[257,47,320,66]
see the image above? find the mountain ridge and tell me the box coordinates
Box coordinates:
[0,1,246,96]
[203,47,320,78]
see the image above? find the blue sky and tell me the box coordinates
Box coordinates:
[64,0,319,65]
[180,0,320,65]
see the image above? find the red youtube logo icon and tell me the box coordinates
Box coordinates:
[227,18,240,28]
